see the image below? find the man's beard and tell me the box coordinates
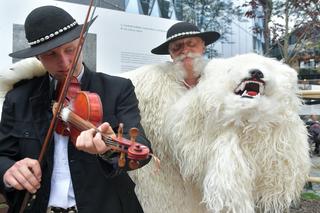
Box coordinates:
[172,52,207,81]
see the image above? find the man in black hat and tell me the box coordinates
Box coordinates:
[0,5,150,213]
[122,22,220,212]
[151,21,220,88]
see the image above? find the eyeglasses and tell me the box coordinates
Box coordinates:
[168,37,204,54]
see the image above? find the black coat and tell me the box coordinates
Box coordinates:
[0,66,151,213]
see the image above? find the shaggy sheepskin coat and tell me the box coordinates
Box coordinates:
[123,53,311,213]
[0,54,311,213]
[161,54,311,213]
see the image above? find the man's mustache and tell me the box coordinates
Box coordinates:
[173,53,203,63]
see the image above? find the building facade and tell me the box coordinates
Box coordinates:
[57,0,264,58]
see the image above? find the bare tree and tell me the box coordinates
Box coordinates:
[244,0,320,65]
[180,0,241,57]
[242,0,273,55]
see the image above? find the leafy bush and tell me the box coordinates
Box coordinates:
[301,192,320,200]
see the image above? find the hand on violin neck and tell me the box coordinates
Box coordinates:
[99,122,116,138]
[75,122,115,154]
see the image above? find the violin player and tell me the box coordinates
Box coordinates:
[0,5,151,213]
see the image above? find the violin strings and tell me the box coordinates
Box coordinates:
[63,108,126,149]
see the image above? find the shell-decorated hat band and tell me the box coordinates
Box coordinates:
[28,21,78,46]
[166,31,200,42]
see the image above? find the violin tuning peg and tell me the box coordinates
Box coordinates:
[129,160,140,170]
[117,123,124,138]
[118,152,126,168]
[129,128,139,141]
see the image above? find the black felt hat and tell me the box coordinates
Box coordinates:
[9,5,94,58]
[151,22,220,55]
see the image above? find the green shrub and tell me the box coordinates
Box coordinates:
[301,192,320,200]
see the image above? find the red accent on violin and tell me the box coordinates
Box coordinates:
[55,77,81,136]
[56,91,150,162]
[69,91,103,144]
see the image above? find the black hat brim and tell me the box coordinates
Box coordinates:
[151,31,220,55]
[9,18,96,59]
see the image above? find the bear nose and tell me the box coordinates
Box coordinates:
[249,69,264,79]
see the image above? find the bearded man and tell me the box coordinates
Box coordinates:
[124,22,220,213]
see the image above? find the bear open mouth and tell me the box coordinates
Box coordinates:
[234,78,265,98]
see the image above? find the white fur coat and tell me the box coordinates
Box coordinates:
[123,54,310,213]
[122,63,209,213]
[0,58,45,116]
[0,54,311,213]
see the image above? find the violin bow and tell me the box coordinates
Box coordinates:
[19,1,97,212]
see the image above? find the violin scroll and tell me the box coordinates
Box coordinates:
[111,124,150,169]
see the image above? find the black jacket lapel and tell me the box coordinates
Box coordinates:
[29,75,52,145]
[80,64,93,90]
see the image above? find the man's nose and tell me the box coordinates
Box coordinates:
[58,54,70,69]
[181,44,191,54]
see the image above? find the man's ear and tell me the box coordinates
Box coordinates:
[202,43,206,54]
[169,52,174,60]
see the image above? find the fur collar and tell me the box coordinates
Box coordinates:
[0,58,45,116]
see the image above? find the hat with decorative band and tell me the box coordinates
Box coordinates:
[9,5,95,58]
[151,21,220,55]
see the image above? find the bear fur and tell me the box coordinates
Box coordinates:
[0,58,45,116]
[123,53,311,213]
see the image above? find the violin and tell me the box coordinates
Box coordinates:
[53,90,150,168]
